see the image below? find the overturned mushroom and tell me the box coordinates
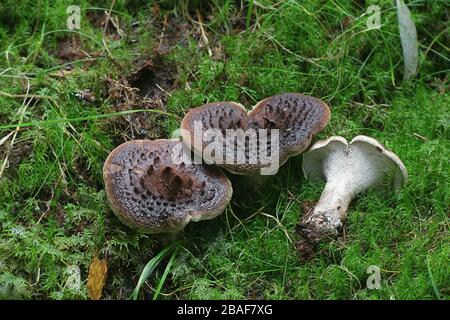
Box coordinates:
[103,139,232,233]
[180,93,331,175]
[299,135,408,243]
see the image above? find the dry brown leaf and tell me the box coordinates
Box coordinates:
[87,255,108,300]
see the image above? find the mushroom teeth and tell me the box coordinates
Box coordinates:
[103,140,232,234]
[299,135,408,244]
[180,93,331,175]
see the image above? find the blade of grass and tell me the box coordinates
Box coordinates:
[131,245,174,300]
[246,0,254,30]
[153,248,178,300]
[0,109,181,130]
[426,256,441,300]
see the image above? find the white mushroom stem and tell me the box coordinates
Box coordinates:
[303,174,362,235]
[301,135,408,241]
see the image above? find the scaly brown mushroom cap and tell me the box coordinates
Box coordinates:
[180,93,331,175]
[103,139,233,234]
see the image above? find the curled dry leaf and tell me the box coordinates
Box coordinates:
[87,256,108,300]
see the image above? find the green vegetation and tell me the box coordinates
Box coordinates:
[0,0,448,299]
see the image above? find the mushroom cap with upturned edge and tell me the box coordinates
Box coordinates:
[103,139,233,234]
[180,93,331,175]
[302,135,408,194]
[297,135,408,248]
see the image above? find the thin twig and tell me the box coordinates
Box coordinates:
[196,9,212,57]
[0,131,15,147]
[109,15,125,38]
[264,33,326,70]
[0,108,181,130]
[259,212,294,245]
[0,76,31,180]
[102,0,116,58]
[155,83,173,97]
[159,14,168,47]
[253,1,276,10]
[0,91,54,101]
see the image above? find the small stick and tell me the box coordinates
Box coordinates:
[0,91,54,101]
[0,97,31,180]
[102,0,116,58]
[196,9,212,57]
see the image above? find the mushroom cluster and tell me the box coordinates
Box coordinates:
[181,93,330,175]
[102,93,408,246]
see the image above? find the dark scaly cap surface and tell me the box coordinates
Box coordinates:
[181,93,331,175]
[103,140,232,233]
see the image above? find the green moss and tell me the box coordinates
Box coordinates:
[0,0,448,299]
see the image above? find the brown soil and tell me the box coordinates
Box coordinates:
[294,200,318,261]
[0,137,32,179]
[104,56,176,143]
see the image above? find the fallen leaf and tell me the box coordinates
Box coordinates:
[396,0,419,81]
[87,255,108,300]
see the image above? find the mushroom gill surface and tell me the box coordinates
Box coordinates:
[299,135,408,244]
